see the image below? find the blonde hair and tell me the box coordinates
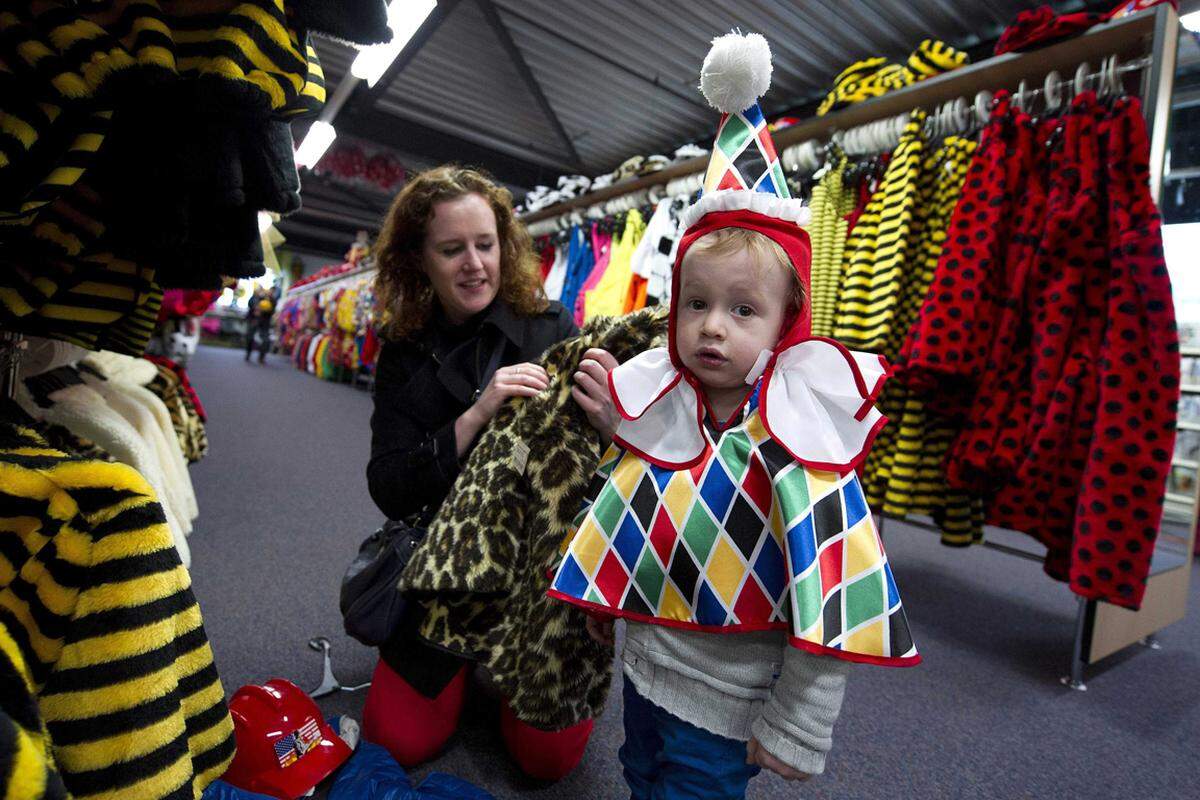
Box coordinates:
[685,227,805,315]
[374,165,547,340]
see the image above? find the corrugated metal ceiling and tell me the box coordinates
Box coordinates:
[312,0,1098,186]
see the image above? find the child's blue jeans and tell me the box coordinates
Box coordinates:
[618,678,761,800]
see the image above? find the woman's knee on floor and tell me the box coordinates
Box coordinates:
[499,700,595,782]
[362,658,468,766]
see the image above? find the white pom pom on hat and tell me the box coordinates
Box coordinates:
[699,32,773,114]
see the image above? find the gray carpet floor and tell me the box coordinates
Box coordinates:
[185,344,1200,800]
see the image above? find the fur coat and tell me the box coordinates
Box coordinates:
[400,308,668,729]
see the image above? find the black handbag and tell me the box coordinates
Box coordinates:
[339,519,426,647]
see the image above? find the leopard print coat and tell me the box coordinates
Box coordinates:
[399,307,668,729]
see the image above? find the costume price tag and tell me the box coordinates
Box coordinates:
[512,440,531,474]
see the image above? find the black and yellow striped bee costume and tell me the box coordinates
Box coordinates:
[0,1,386,356]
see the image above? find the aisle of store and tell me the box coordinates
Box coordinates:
[183,346,1200,799]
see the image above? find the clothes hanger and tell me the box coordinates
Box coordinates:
[1043,70,1064,113]
[1074,61,1091,97]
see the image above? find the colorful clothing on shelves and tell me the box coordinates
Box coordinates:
[586,209,645,320]
[575,226,613,325]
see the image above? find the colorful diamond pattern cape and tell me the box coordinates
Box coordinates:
[550,384,920,667]
[703,103,791,198]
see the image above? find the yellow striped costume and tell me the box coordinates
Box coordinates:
[806,150,855,339]
[817,40,968,116]
[834,111,927,355]
[1,621,69,800]
[0,1,327,355]
[0,409,234,799]
[867,138,985,544]
[830,121,986,543]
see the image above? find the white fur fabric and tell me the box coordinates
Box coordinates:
[700,32,773,114]
[17,383,191,568]
[680,189,811,231]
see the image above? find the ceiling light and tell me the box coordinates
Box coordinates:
[1183,11,1200,32]
[294,121,337,169]
[351,0,437,87]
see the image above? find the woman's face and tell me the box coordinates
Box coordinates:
[422,193,501,324]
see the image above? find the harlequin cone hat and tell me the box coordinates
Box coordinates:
[677,31,814,354]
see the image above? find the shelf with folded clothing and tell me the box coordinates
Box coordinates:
[521,4,1174,227]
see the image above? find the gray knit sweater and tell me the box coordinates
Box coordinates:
[622,621,849,775]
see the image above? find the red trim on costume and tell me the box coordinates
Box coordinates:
[545,590,920,668]
[690,370,758,432]
[758,371,890,473]
[610,433,707,471]
[855,355,894,421]
[788,636,922,667]
[609,368,682,422]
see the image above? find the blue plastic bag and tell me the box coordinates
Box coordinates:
[327,740,495,800]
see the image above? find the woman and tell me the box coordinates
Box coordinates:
[364,166,617,779]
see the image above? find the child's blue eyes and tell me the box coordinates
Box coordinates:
[685,300,756,316]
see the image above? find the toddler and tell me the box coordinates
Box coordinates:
[550,32,919,799]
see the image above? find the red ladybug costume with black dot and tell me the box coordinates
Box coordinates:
[897,92,1177,609]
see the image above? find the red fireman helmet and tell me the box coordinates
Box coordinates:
[223,679,352,799]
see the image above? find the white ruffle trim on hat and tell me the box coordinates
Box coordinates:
[680,189,812,231]
[607,339,889,471]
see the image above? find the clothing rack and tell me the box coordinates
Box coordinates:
[282,263,377,302]
[1,330,25,401]
[528,3,1188,690]
[522,4,1177,225]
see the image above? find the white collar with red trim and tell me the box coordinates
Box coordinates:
[607,337,890,472]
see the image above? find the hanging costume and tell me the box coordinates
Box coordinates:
[550,38,919,668]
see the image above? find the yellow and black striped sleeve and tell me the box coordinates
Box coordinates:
[0,419,234,800]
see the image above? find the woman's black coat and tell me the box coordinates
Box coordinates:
[367,299,577,523]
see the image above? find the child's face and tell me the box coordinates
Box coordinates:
[676,245,792,394]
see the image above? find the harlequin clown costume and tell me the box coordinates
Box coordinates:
[549,33,919,670]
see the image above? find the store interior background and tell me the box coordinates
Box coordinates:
[32,1,1200,798]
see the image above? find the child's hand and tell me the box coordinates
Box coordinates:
[746,738,810,782]
[571,348,621,444]
[585,613,615,646]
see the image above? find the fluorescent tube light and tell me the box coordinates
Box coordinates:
[351,0,437,87]
[1183,11,1200,32]
[294,121,337,169]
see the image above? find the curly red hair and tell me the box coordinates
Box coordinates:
[374,165,547,340]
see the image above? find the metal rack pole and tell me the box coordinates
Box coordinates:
[1,330,26,400]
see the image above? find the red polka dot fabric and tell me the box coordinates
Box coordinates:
[896,92,1178,609]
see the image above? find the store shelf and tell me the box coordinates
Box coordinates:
[1178,420,1200,431]
[1165,491,1196,505]
[1172,458,1199,470]
[1179,346,1200,357]
[1181,385,1200,394]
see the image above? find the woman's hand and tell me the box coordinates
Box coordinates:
[571,348,621,445]
[474,362,549,421]
[746,738,810,782]
[455,362,549,456]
